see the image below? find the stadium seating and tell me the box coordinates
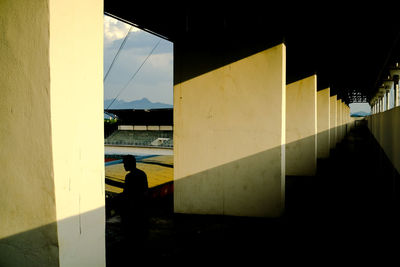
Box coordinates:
[105,130,173,148]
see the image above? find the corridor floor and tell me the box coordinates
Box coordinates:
[106,120,399,265]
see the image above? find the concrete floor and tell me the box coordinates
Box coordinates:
[106,120,400,265]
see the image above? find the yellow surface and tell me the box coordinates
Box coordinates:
[174,44,286,217]
[286,75,317,176]
[330,95,338,149]
[105,156,174,194]
[317,88,331,159]
[0,1,58,266]
[0,0,105,266]
[142,155,174,165]
[105,184,123,194]
[49,0,105,266]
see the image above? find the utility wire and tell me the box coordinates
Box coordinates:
[105,38,162,111]
[104,26,133,82]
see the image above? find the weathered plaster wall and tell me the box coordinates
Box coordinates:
[337,99,343,143]
[286,75,317,176]
[0,1,105,266]
[0,1,59,266]
[174,44,286,217]
[317,88,330,158]
[330,95,337,149]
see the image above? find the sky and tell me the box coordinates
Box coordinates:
[104,15,173,105]
[349,103,371,114]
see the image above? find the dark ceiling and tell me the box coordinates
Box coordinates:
[104,1,400,104]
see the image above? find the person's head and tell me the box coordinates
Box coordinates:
[123,155,136,171]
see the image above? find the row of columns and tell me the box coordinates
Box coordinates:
[0,1,105,266]
[285,75,352,177]
[371,65,400,113]
[174,44,354,221]
[0,2,356,265]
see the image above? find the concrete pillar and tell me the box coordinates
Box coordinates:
[341,102,346,136]
[286,75,317,176]
[343,103,347,135]
[377,98,380,113]
[386,90,390,111]
[343,104,347,135]
[393,77,399,107]
[317,88,330,159]
[346,105,350,133]
[0,1,105,266]
[378,85,386,113]
[337,99,343,142]
[383,78,392,111]
[383,94,386,111]
[174,44,286,218]
[330,95,337,149]
[389,66,400,107]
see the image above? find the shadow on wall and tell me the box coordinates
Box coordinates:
[174,145,285,218]
[286,134,317,176]
[174,123,355,219]
[0,207,105,267]
[286,123,353,177]
[317,129,330,159]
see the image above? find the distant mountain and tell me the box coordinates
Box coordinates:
[104,98,173,110]
[351,111,370,117]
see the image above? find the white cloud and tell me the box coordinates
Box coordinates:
[103,15,173,105]
[147,53,173,69]
[104,15,140,45]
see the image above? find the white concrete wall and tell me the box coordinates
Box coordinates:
[49,0,105,266]
[0,1,59,266]
[118,125,134,130]
[134,125,147,130]
[317,88,331,158]
[286,75,317,176]
[330,95,337,149]
[174,44,286,217]
[160,125,173,131]
[337,99,343,142]
[0,1,105,266]
[119,125,172,131]
[148,125,160,131]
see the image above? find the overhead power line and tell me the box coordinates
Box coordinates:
[105,38,162,111]
[104,26,133,82]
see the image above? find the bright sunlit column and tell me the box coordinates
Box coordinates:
[395,78,399,107]
[0,1,105,266]
[317,88,330,159]
[329,95,337,149]
[50,1,105,266]
[390,65,400,107]
[174,44,286,218]
[337,99,343,142]
[286,75,317,175]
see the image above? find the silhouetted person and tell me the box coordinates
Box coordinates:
[121,155,149,250]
